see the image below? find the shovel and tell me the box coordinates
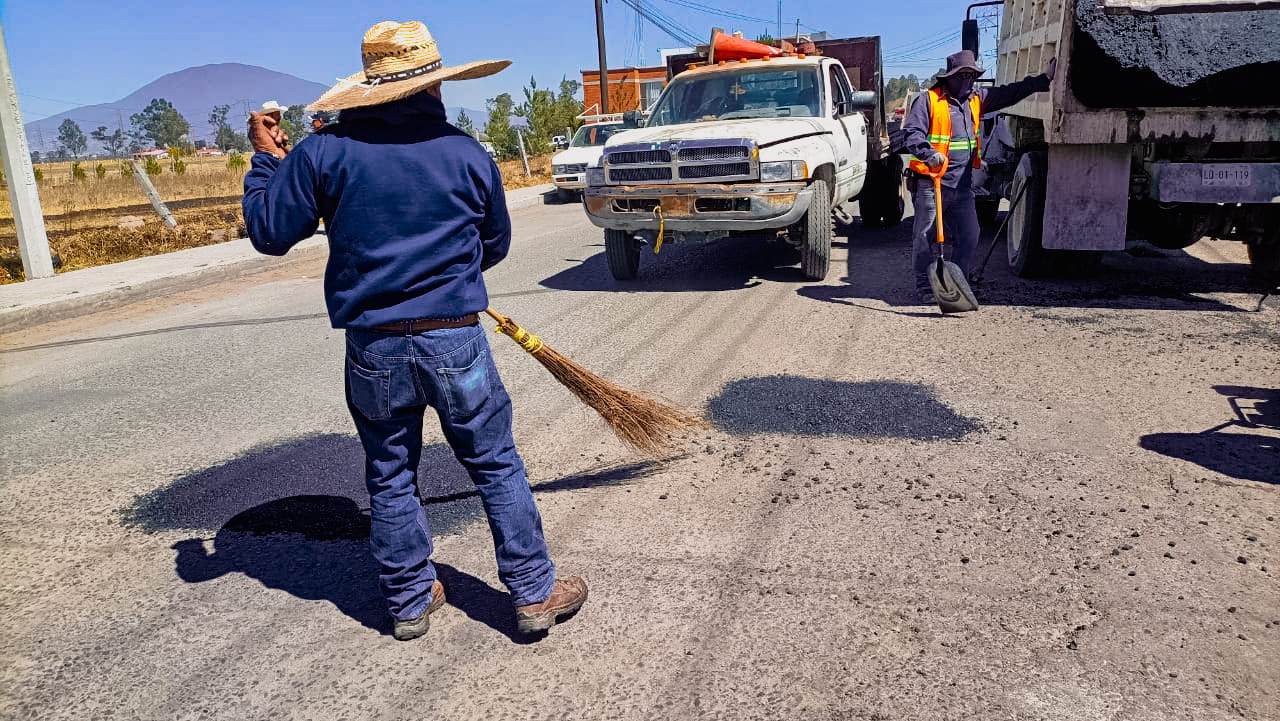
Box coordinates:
[927,172,980,313]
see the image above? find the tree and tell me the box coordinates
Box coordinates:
[455,108,475,136]
[514,76,557,154]
[281,104,308,143]
[90,125,127,158]
[209,105,250,153]
[484,93,518,160]
[552,78,584,139]
[131,98,190,149]
[57,119,87,159]
[884,74,922,104]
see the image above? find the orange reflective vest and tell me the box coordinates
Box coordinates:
[907,88,982,177]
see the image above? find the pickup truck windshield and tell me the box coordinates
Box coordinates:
[647,66,822,127]
[572,124,622,147]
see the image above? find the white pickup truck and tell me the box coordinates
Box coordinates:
[584,38,899,281]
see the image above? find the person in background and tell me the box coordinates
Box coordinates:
[240,19,588,642]
[903,49,1055,305]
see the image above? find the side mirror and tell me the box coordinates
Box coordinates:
[848,91,877,112]
[622,110,644,129]
[962,19,980,55]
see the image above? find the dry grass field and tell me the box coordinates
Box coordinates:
[0,152,555,282]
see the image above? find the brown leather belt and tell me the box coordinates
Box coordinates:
[365,313,480,334]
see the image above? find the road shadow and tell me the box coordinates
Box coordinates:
[539,234,808,292]
[706,376,983,440]
[801,195,1262,312]
[140,434,661,637]
[1140,385,1280,485]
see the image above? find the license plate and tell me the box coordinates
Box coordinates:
[1201,164,1251,187]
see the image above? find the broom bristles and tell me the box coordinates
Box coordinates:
[489,312,705,455]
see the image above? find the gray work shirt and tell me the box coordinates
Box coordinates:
[903,74,1051,190]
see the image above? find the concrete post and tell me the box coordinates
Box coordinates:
[0,23,54,280]
[130,160,178,229]
[516,128,531,177]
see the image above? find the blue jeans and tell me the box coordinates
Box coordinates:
[912,182,979,293]
[344,324,556,621]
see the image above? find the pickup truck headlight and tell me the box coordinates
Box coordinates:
[586,167,606,186]
[759,160,808,182]
[553,164,567,174]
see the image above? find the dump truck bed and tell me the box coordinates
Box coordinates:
[996,0,1280,144]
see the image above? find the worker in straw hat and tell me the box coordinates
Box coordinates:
[241,20,587,641]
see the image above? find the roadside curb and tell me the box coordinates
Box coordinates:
[0,237,328,335]
[0,183,556,336]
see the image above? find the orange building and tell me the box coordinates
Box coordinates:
[581,66,668,115]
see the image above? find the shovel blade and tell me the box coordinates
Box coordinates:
[929,258,980,313]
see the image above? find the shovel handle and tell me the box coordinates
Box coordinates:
[932,172,946,246]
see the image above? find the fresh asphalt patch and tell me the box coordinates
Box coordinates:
[706,376,983,440]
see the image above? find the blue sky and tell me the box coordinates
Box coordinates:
[2,0,991,122]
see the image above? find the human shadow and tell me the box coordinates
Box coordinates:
[1139,385,1280,485]
[145,434,661,638]
[706,375,983,440]
[802,194,1260,312]
[538,233,808,293]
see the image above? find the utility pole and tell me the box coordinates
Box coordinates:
[777,1,782,40]
[0,22,54,280]
[595,0,610,115]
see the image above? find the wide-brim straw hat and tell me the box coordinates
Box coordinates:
[260,100,287,116]
[308,20,510,112]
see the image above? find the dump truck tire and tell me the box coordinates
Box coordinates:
[1248,241,1280,287]
[605,228,640,280]
[1007,152,1053,278]
[800,179,832,280]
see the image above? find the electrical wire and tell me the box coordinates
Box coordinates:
[656,0,773,25]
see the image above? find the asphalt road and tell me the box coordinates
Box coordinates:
[2,195,1277,720]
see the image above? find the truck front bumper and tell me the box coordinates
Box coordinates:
[583,182,813,232]
[553,174,587,190]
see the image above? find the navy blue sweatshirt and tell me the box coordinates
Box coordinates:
[242,92,510,329]
[904,73,1050,189]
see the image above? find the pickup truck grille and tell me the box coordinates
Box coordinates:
[604,139,755,185]
[609,150,671,165]
[611,167,674,183]
[678,146,750,161]
[680,162,751,180]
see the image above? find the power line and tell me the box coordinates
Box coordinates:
[616,0,702,47]
[655,0,773,25]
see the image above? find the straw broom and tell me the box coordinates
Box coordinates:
[484,308,705,455]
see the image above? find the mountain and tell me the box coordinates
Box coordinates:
[25,63,329,154]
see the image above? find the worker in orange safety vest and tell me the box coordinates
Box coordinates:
[902,49,1055,305]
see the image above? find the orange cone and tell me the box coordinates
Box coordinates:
[710,30,781,62]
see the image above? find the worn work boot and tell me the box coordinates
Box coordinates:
[392,580,446,641]
[515,576,588,633]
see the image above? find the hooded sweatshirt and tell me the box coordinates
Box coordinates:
[242,91,509,329]
[903,72,1050,190]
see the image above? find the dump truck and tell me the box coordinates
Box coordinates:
[583,34,902,281]
[961,0,1280,279]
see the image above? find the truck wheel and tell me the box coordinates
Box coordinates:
[1248,242,1280,287]
[880,155,905,226]
[799,179,833,280]
[605,228,640,280]
[975,198,1000,228]
[1007,151,1053,277]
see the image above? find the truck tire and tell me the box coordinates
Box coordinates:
[880,155,906,226]
[1248,242,1280,287]
[1007,152,1101,277]
[1007,152,1053,277]
[605,228,640,280]
[799,179,833,280]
